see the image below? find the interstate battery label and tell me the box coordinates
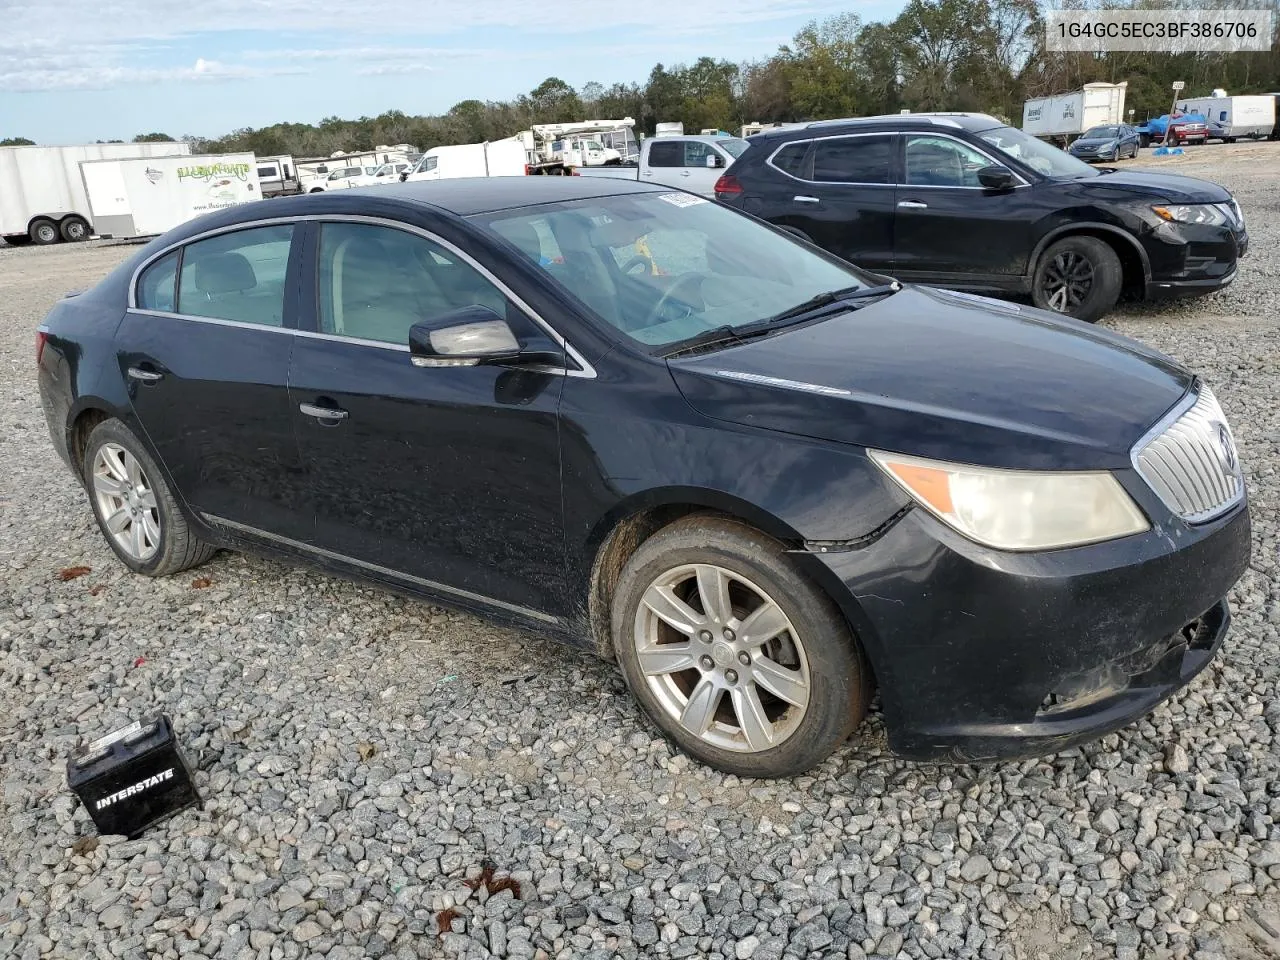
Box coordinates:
[95,768,176,810]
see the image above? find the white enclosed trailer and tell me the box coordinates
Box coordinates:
[1174,92,1275,141]
[0,141,191,245]
[1023,82,1128,139]
[79,153,260,239]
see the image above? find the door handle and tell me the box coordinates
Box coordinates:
[299,402,348,421]
[793,195,820,204]
[897,200,928,209]
[126,366,163,383]
[679,170,691,177]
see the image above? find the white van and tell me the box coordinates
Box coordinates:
[402,140,527,182]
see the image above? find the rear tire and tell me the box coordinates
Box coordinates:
[60,216,90,242]
[82,419,217,577]
[611,515,870,778]
[29,218,60,245]
[1032,236,1123,324]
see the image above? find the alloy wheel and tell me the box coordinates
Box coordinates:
[92,442,161,561]
[633,563,811,753]
[1041,250,1095,313]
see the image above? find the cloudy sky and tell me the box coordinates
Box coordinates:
[1,0,891,144]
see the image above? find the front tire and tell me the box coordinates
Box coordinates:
[611,516,870,778]
[83,419,216,577]
[1032,236,1123,323]
[29,218,60,245]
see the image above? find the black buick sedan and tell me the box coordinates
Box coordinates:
[37,179,1249,777]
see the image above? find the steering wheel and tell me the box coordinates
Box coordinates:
[642,273,704,329]
[619,256,652,276]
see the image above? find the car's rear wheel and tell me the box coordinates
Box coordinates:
[83,419,217,577]
[29,218,60,245]
[60,216,90,242]
[1032,236,1122,323]
[612,516,869,777]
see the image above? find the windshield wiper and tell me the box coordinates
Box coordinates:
[763,282,899,325]
[661,282,902,358]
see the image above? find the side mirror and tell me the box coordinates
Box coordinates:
[408,305,562,369]
[409,306,520,367]
[399,172,408,182]
[977,165,1015,190]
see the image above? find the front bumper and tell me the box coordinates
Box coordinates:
[1142,219,1246,300]
[803,494,1250,762]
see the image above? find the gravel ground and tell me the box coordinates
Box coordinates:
[3,143,1280,960]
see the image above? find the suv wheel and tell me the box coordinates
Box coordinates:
[612,516,870,777]
[1032,236,1123,323]
[83,419,217,576]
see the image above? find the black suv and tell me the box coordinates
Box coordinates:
[716,113,1248,322]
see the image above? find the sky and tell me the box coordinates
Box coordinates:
[0,0,897,145]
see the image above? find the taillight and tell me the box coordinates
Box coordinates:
[714,174,742,196]
[36,330,49,364]
[523,164,530,176]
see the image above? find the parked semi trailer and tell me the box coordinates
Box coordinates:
[0,141,191,245]
[1022,82,1128,142]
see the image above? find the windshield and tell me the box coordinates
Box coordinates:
[1083,126,1119,139]
[720,138,750,159]
[474,193,868,349]
[979,125,1097,179]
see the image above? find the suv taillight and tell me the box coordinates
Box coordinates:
[36,330,48,364]
[714,174,742,197]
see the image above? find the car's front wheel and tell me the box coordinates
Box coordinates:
[1032,236,1123,323]
[612,516,870,777]
[83,419,217,577]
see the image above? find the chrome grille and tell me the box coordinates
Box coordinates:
[1133,386,1244,523]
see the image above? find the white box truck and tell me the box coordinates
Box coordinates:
[1174,91,1275,142]
[1023,82,1128,141]
[79,153,260,239]
[402,139,528,182]
[0,141,191,245]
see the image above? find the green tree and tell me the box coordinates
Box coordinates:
[0,136,36,146]
[132,132,174,142]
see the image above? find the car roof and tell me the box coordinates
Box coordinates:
[750,112,1008,142]
[354,177,668,216]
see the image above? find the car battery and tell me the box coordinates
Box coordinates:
[66,715,202,838]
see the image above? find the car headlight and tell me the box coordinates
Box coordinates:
[869,451,1150,551]
[1103,140,1118,150]
[1152,203,1230,226]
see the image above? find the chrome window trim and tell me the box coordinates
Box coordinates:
[765,131,1030,189]
[127,214,597,379]
[201,513,563,625]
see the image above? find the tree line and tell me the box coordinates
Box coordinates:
[7,0,1279,156]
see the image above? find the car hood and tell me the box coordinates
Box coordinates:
[669,287,1192,470]
[1063,169,1231,203]
[1071,137,1117,148]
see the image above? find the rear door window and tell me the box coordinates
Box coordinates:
[136,251,178,312]
[812,135,895,184]
[648,141,684,167]
[176,225,294,327]
[770,142,810,178]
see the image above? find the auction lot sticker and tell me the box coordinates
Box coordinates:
[658,193,709,207]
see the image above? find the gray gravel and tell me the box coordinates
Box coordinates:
[3,142,1280,960]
